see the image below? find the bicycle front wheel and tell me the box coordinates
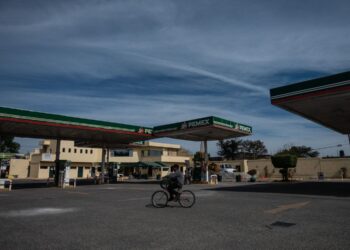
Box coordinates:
[151,190,168,208]
[179,190,195,208]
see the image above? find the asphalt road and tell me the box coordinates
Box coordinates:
[0,182,349,250]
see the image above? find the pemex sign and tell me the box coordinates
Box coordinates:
[154,116,252,134]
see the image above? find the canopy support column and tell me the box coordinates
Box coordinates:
[204,140,209,183]
[100,147,106,184]
[54,139,61,186]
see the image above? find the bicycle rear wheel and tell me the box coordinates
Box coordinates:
[151,190,168,208]
[178,190,195,208]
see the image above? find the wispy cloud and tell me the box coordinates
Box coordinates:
[1,0,349,155]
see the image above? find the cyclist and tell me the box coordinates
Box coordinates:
[167,164,184,201]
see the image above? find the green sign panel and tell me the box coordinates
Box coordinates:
[153,116,252,134]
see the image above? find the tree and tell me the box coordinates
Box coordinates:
[193,151,205,165]
[217,139,242,160]
[241,140,268,159]
[217,139,268,160]
[0,136,20,153]
[208,162,220,173]
[271,154,298,181]
[277,145,319,158]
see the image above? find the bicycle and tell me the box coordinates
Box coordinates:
[151,177,196,208]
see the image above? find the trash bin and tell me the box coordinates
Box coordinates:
[217,175,222,182]
[235,175,241,182]
[210,175,218,184]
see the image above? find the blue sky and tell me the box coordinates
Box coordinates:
[1,0,350,156]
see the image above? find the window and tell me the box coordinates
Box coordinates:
[149,150,162,157]
[40,166,48,169]
[112,149,132,157]
[74,148,77,153]
[85,149,88,154]
[168,150,177,156]
[80,149,83,154]
[62,148,65,153]
[68,148,71,153]
[90,150,93,154]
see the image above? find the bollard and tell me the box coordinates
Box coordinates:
[9,180,12,191]
[74,178,76,188]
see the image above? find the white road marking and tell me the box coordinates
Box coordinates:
[0,207,78,217]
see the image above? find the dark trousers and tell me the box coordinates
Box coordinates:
[167,181,181,199]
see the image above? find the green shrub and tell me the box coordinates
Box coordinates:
[271,154,297,181]
[247,169,257,176]
[271,154,297,169]
[208,163,220,173]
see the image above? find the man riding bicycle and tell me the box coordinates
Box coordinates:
[167,164,184,201]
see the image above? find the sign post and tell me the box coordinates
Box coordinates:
[63,161,71,188]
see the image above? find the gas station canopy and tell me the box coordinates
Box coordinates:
[153,116,252,141]
[0,107,252,147]
[270,71,350,134]
[0,106,154,147]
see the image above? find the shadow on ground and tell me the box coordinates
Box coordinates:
[208,182,350,197]
[10,179,161,189]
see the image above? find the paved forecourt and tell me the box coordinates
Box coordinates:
[0,182,349,250]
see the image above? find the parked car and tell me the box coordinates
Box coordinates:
[220,164,237,175]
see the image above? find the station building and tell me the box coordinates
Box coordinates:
[26,139,191,179]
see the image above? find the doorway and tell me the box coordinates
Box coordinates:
[78,166,83,178]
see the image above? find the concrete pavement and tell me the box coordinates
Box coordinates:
[0,182,349,249]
